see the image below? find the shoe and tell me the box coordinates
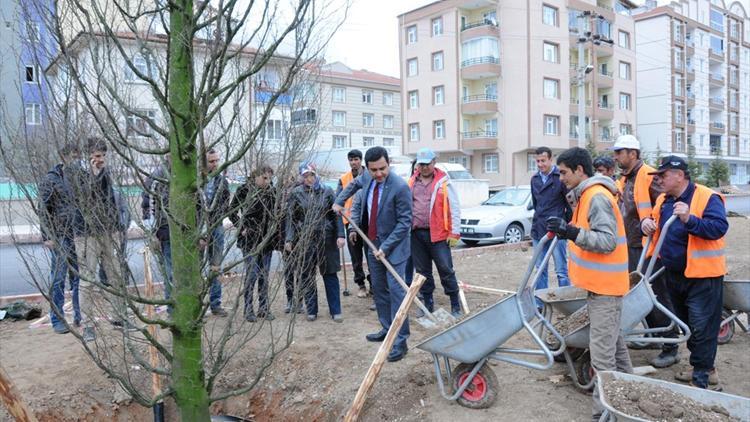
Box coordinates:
[357,286,368,298]
[245,313,257,322]
[366,329,388,342]
[369,302,376,311]
[387,346,408,362]
[73,318,81,328]
[689,381,724,392]
[284,303,292,314]
[82,326,96,342]
[53,324,70,334]
[211,307,228,317]
[675,368,720,385]
[306,314,317,321]
[451,306,463,319]
[650,351,680,368]
[111,319,139,332]
[258,311,275,321]
[332,314,343,323]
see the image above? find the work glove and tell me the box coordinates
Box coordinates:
[447,237,459,248]
[546,217,580,241]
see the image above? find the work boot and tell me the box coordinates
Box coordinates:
[415,296,434,318]
[245,313,257,322]
[332,314,343,323]
[82,326,96,342]
[357,286,368,298]
[53,323,70,334]
[284,302,292,314]
[675,368,719,385]
[450,306,463,319]
[449,293,462,318]
[258,311,275,321]
[211,306,228,317]
[650,351,680,368]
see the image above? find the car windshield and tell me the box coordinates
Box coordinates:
[484,188,530,206]
[448,170,473,180]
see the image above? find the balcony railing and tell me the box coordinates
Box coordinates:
[462,130,497,138]
[599,70,613,78]
[569,132,591,141]
[686,91,696,99]
[461,56,499,68]
[709,48,724,58]
[596,0,613,11]
[687,118,696,125]
[462,19,498,31]
[570,99,592,106]
[463,94,498,103]
[711,121,725,130]
[597,102,614,110]
[709,73,725,83]
[710,97,725,107]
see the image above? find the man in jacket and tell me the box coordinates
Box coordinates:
[546,147,633,420]
[38,143,83,334]
[641,156,728,390]
[349,147,413,362]
[593,156,616,179]
[201,149,231,317]
[408,148,462,317]
[530,147,571,304]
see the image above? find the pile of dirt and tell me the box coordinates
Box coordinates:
[544,288,587,302]
[551,306,589,338]
[603,378,739,421]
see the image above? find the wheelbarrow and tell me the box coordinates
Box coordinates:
[415,233,566,409]
[718,279,750,344]
[596,371,750,421]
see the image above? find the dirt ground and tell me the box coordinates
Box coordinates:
[1,217,749,421]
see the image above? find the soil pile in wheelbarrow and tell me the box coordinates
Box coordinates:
[547,305,589,343]
[603,379,739,421]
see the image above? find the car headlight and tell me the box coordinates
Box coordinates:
[480,214,504,225]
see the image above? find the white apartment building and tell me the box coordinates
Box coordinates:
[635,0,750,185]
[398,0,638,187]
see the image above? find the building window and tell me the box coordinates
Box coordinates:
[409,123,420,142]
[24,65,38,83]
[461,37,499,64]
[543,41,559,63]
[383,115,394,129]
[126,109,156,137]
[432,51,444,71]
[619,124,632,135]
[25,22,40,43]
[407,58,418,77]
[483,154,499,173]
[619,93,631,110]
[406,25,417,44]
[263,119,283,140]
[332,86,345,103]
[408,90,419,109]
[25,103,41,125]
[432,17,443,36]
[542,4,558,27]
[433,86,444,105]
[363,136,375,147]
[124,54,152,81]
[527,153,537,172]
[362,90,373,104]
[433,120,445,139]
[710,8,723,32]
[544,115,559,135]
[485,118,497,135]
[383,92,393,106]
[619,61,631,80]
[362,113,374,128]
[675,132,685,153]
[333,135,347,148]
[543,78,559,99]
[383,137,394,146]
[448,156,469,169]
[618,30,630,49]
[332,111,346,127]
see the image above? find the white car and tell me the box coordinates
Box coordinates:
[459,185,534,246]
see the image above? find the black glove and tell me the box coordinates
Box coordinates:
[546,216,580,241]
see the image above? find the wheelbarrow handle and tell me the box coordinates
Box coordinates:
[643,215,678,281]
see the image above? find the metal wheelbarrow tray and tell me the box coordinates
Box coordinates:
[535,285,588,317]
[718,279,750,344]
[597,371,750,422]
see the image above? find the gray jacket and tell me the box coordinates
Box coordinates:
[567,175,620,254]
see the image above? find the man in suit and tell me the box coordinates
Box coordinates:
[347,147,413,362]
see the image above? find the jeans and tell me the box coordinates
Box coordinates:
[48,236,81,326]
[284,250,299,305]
[532,237,570,291]
[321,273,342,316]
[666,270,723,388]
[368,252,409,350]
[411,229,459,308]
[207,227,225,309]
[244,252,272,316]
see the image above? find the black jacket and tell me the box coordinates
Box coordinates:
[229,183,278,254]
[530,166,571,241]
[199,173,231,230]
[38,163,84,240]
[69,165,119,236]
[141,164,171,241]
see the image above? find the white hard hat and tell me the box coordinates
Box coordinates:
[609,134,640,151]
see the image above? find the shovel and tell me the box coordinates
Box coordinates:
[341,214,455,329]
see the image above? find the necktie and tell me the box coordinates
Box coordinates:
[368,183,379,240]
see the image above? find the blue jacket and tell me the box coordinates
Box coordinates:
[350,172,412,264]
[530,166,571,241]
[656,182,728,272]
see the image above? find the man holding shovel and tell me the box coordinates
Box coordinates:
[347,147,413,362]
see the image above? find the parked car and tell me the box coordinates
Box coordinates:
[459,185,533,246]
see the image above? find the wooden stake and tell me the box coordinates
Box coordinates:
[458,284,470,314]
[343,274,426,422]
[458,281,514,296]
[142,248,162,399]
[0,364,38,422]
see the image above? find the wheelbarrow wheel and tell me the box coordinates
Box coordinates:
[555,346,585,363]
[452,362,499,409]
[718,309,736,345]
[575,351,595,392]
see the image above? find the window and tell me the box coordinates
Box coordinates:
[543,78,559,99]
[433,120,445,139]
[291,109,317,125]
[543,42,559,63]
[407,58,418,76]
[383,92,393,106]
[485,118,497,135]
[710,8,723,32]
[409,123,420,142]
[619,93,631,110]
[362,113,374,128]
[383,115,394,129]
[618,61,631,80]
[675,132,685,153]
[362,90,373,104]
[263,119,283,140]
[363,136,375,147]
[618,30,630,49]
[124,54,152,81]
[432,17,443,36]
[332,86,345,103]
[383,138,394,146]
[527,153,537,172]
[333,135,347,148]
[25,22,40,43]
[126,109,156,137]
[544,115,559,135]
[449,156,470,169]
[24,65,38,83]
[461,37,500,64]
[542,4,558,26]
[408,90,419,109]
[25,103,41,125]
[483,154,499,173]
[432,51,444,71]
[433,86,444,105]
[710,35,724,53]
[619,124,632,135]
[332,111,346,127]
[407,25,418,44]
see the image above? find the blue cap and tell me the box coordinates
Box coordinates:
[416,148,436,164]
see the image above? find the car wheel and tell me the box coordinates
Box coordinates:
[504,223,524,244]
[462,239,480,247]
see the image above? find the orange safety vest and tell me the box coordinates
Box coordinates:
[568,184,629,296]
[616,162,656,221]
[339,171,355,224]
[647,184,726,278]
[407,167,459,242]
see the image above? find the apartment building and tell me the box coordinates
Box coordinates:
[398,0,637,186]
[635,0,750,185]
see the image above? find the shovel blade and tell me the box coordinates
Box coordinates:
[415,316,437,329]
[432,308,457,325]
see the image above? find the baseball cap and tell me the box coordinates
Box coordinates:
[648,155,688,175]
[416,148,437,164]
[608,134,641,151]
[298,162,317,175]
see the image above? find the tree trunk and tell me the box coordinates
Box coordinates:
[167,1,211,420]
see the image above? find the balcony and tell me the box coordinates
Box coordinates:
[461,56,501,79]
[461,19,499,41]
[462,94,498,115]
[597,102,614,120]
[687,118,696,132]
[709,121,725,134]
[462,130,498,150]
[569,98,592,115]
[729,121,739,134]
[686,66,695,80]
[728,75,739,89]
[729,98,739,111]
[686,92,695,106]
[709,96,725,110]
[685,38,695,54]
[709,73,725,86]
[709,48,725,62]
[597,70,614,87]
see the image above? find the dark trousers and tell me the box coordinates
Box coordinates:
[368,252,409,350]
[244,251,272,316]
[346,232,370,289]
[665,269,723,388]
[284,250,301,306]
[48,236,81,326]
[411,229,459,308]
